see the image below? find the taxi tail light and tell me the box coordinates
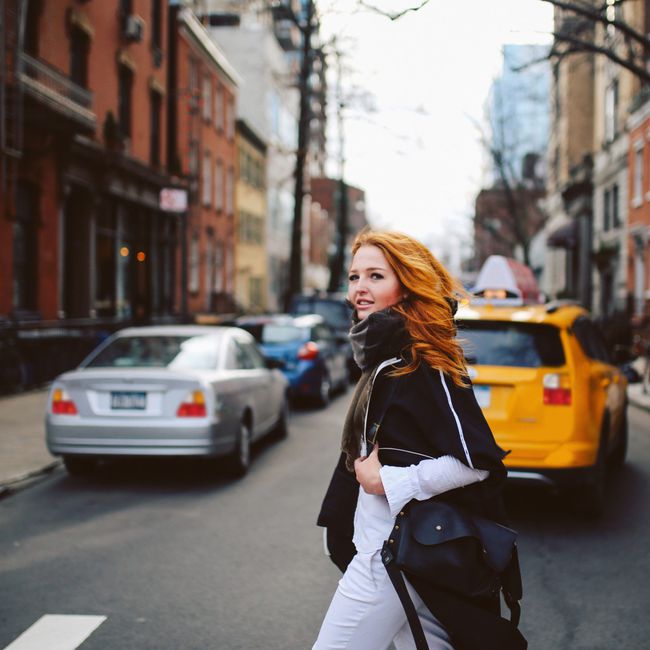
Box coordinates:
[51,388,78,415]
[177,390,207,417]
[297,341,319,360]
[543,373,572,405]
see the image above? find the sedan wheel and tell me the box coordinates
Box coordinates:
[63,456,96,477]
[317,373,331,408]
[229,420,251,478]
[272,397,290,440]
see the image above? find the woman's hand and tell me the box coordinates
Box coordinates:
[354,444,385,495]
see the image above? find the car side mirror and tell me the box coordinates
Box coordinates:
[265,357,286,370]
[621,362,642,384]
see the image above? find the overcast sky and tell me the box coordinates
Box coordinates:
[319,0,553,269]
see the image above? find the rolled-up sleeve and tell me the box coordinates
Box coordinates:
[380,455,489,518]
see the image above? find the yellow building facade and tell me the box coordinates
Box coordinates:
[235,119,268,313]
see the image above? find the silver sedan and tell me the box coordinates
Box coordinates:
[45,325,290,477]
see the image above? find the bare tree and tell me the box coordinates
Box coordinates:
[526,0,650,84]
[354,0,431,21]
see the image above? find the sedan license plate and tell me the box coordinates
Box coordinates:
[473,385,491,409]
[111,391,147,410]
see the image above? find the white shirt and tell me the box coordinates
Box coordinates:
[352,455,488,554]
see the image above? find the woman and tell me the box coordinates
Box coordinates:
[313,230,524,650]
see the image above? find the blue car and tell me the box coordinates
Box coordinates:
[235,314,349,406]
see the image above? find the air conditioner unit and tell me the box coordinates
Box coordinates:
[124,14,144,42]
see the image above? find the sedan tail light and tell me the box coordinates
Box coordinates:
[543,373,572,405]
[176,390,207,417]
[52,388,78,415]
[297,342,319,360]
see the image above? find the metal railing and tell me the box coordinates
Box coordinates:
[18,52,96,130]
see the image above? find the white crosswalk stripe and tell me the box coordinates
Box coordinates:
[2,615,107,650]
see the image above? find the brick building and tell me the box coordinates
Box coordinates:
[309,177,368,289]
[171,8,239,316]
[473,185,546,273]
[627,96,650,331]
[0,0,177,387]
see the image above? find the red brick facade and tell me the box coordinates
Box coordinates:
[175,10,238,315]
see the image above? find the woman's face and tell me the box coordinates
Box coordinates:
[347,245,403,320]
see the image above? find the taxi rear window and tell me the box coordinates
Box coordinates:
[457,321,565,368]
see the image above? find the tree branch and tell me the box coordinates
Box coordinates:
[540,0,650,52]
[553,30,650,83]
[355,0,431,21]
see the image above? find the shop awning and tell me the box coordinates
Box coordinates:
[547,220,579,249]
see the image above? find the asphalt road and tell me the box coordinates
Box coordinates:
[1,393,649,649]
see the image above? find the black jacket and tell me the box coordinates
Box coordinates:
[317,359,526,650]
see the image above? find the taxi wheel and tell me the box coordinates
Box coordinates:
[608,409,628,469]
[571,429,607,517]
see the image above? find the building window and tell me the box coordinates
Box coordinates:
[214,242,224,292]
[603,184,620,231]
[189,58,199,113]
[151,0,162,50]
[204,232,214,310]
[119,0,133,32]
[189,140,198,176]
[118,65,133,138]
[605,79,619,143]
[150,90,162,166]
[612,183,619,228]
[202,151,212,206]
[24,0,43,56]
[634,145,644,206]
[189,233,200,293]
[249,277,262,310]
[69,27,90,88]
[202,76,212,122]
[12,181,39,313]
[226,98,234,140]
[215,160,223,212]
[95,203,117,317]
[226,167,234,215]
[215,86,223,131]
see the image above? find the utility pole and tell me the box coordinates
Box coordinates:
[285,0,316,311]
[328,46,347,293]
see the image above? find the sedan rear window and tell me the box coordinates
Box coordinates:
[84,335,221,370]
[457,321,565,368]
[261,325,309,344]
[292,299,352,330]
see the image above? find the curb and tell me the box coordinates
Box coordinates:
[629,397,650,413]
[0,460,62,499]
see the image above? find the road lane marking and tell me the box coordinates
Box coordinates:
[2,615,107,650]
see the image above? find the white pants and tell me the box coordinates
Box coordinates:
[313,551,454,650]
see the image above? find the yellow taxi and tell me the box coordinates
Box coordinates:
[457,256,628,514]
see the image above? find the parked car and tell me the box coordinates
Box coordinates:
[235,314,349,406]
[46,325,289,477]
[458,256,630,514]
[290,293,359,380]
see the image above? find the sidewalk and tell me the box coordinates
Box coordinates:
[625,357,650,413]
[0,388,60,495]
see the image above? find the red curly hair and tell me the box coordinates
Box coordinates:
[351,229,468,387]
